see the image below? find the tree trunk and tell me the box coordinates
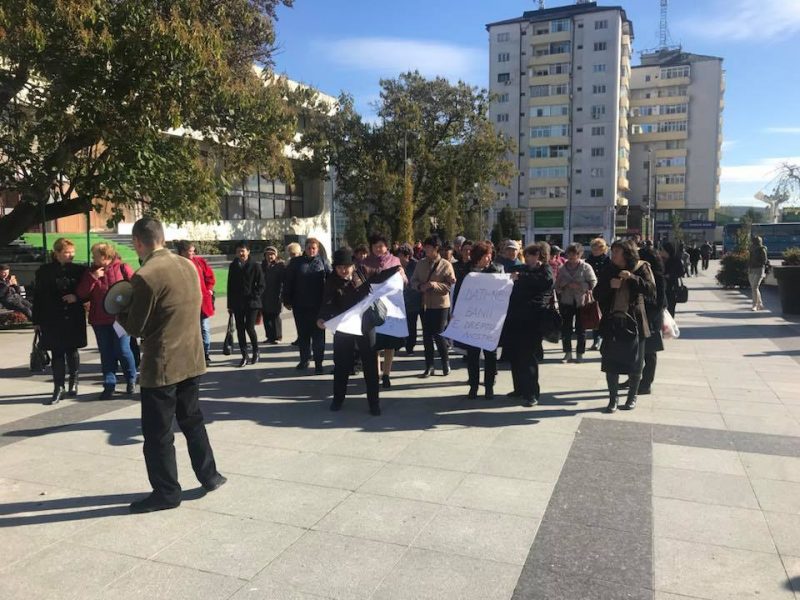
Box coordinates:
[0,198,91,247]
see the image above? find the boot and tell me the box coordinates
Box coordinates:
[369,402,381,416]
[45,386,65,406]
[467,386,478,399]
[562,351,573,363]
[575,353,584,364]
[522,396,538,408]
[605,395,618,413]
[329,399,343,412]
[485,385,494,400]
[126,380,137,395]
[66,374,79,397]
[441,360,451,376]
[621,388,637,410]
[249,348,260,365]
[418,366,434,379]
[382,374,391,389]
[238,354,248,368]
[98,386,114,400]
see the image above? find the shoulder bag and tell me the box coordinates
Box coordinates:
[29,331,50,372]
[675,278,689,304]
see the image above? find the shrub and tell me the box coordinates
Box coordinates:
[716,252,750,288]
[782,247,800,266]
[0,311,31,328]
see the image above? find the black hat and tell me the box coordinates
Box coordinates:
[332,248,354,267]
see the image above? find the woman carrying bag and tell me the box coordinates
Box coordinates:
[555,243,597,364]
[595,240,656,413]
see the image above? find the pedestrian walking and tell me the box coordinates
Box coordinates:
[260,246,285,344]
[32,238,87,405]
[700,241,712,270]
[660,242,685,317]
[748,235,768,311]
[689,245,701,277]
[637,245,667,395]
[410,236,456,378]
[227,241,264,367]
[118,217,225,513]
[283,237,331,373]
[176,241,216,365]
[586,238,610,350]
[680,243,691,277]
[506,244,554,407]
[76,243,138,400]
[595,240,656,413]
[397,244,422,355]
[555,243,598,364]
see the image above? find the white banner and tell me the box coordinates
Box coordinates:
[443,273,513,352]
[323,272,408,337]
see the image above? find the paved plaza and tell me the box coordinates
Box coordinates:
[1,266,800,599]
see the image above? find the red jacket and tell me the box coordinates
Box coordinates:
[76,259,135,326]
[191,256,216,317]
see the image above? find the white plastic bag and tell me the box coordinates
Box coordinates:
[662,309,680,339]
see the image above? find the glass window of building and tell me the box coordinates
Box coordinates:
[550,18,570,32]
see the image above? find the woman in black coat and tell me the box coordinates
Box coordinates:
[227,241,265,367]
[453,241,504,400]
[260,246,285,344]
[660,241,685,317]
[32,238,87,405]
[505,244,554,407]
[595,240,656,413]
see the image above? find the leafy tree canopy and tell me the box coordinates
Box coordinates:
[0,0,298,245]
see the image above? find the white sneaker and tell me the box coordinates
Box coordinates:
[751,306,759,311]
[562,352,573,363]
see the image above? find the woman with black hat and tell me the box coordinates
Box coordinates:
[317,248,399,416]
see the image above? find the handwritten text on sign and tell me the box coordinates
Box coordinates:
[443,273,513,352]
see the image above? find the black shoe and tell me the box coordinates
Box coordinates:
[506,390,522,398]
[619,379,630,389]
[238,356,248,368]
[314,364,324,375]
[66,375,78,397]
[267,339,279,345]
[45,387,65,406]
[296,361,309,371]
[369,404,382,416]
[485,386,494,400]
[330,400,343,412]
[621,397,637,410]
[205,354,212,367]
[291,339,299,346]
[467,386,478,399]
[382,374,391,389]
[202,473,227,492]
[129,493,180,514]
[249,352,260,365]
[125,381,137,395]
[442,363,451,376]
[605,397,618,413]
[406,349,415,356]
[98,387,114,401]
[522,396,538,408]
[419,367,434,379]
[638,387,651,395]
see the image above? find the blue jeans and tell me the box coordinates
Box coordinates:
[200,316,211,356]
[93,324,137,388]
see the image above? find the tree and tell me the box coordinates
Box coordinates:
[395,170,414,245]
[0,0,298,245]
[491,206,521,247]
[297,71,515,243]
[670,212,684,243]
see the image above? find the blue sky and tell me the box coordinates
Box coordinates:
[272,0,800,207]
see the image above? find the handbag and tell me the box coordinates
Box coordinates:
[537,295,563,344]
[675,279,689,304]
[29,331,50,372]
[579,291,602,330]
[361,298,388,333]
[222,313,235,355]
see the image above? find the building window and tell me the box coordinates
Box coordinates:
[656,156,686,168]
[590,188,604,197]
[529,84,549,97]
[549,62,571,75]
[497,32,510,42]
[530,186,568,198]
[551,84,569,95]
[550,41,571,54]
[591,104,606,120]
[222,174,304,220]
[590,167,605,177]
[496,113,510,123]
[497,93,510,103]
[665,139,686,150]
[657,191,685,202]
[551,18,570,33]
[595,19,609,30]
[591,126,605,135]
[593,41,607,51]
[498,52,511,62]
[591,147,605,157]
[530,124,569,138]
[656,174,686,185]
[661,66,690,80]
[497,73,510,83]
[592,84,607,94]
[530,104,569,117]
[593,64,607,73]
[530,166,569,179]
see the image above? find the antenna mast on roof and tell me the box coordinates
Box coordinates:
[538,0,545,9]
[659,0,670,48]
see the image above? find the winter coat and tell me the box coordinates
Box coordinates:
[283,254,331,310]
[409,256,456,310]
[643,255,667,354]
[402,259,422,313]
[700,242,712,259]
[586,253,610,277]
[261,259,286,315]
[748,244,768,269]
[227,258,264,312]
[192,256,216,318]
[32,261,88,352]
[555,260,598,307]
[76,259,135,326]
[664,256,685,303]
[506,263,554,332]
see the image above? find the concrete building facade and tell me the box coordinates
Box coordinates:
[487,1,633,247]
[628,49,725,243]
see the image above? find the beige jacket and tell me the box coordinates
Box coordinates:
[410,256,456,309]
[118,248,206,388]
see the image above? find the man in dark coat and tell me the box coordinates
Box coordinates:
[0,265,32,319]
[261,246,285,344]
[700,241,712,270]
[118,217,225,513]
[227,241,265,367]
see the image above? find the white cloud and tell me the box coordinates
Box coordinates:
[320,37,485,83]
[681,0,800,41]
[721,156,800,184]
[763,127,800,134]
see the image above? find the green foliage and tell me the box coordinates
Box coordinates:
[344,208,368,249]
[670,212,684,243]
[395,173,414,245]
[0,0,298,245]
[782,247,800,266]
[716,252,750,288]
[491,206,521,247]
[298,72,515,244]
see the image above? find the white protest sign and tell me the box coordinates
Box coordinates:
[443,272,513,351]
[324,272,408,337]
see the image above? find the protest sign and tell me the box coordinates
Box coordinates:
[443,273,513,351]
[323,272,408,337]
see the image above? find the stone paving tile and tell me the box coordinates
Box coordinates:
[723,414,800,437]
[269,452,384,491]
[750,478,800,515]
[372,547,522,600]
[212,442,303,480]
[764,512,800,557]
[390,437,488,472]
[654,537,795,600]
[228,582,331,599]
[652,443,745,476]
[255,530,405,600]
[100,560,244,600]
[312,492,440,546]
[514,570,653,600]
[731,431,800,458]
[740,452,800,483]
[567,434,652,465]
[471,445,569,483]
[317,430,419,462]
[358,463,465,503]
[445,473,554,519]
[652,467,759,509]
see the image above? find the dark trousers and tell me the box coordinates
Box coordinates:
[263,312,282,342]
[641,352,657,389]
[405,310,421,352]
[422,307,449,369]
[140,376,218,504]
[560,303,586,354]
[701,257,710,270]
[690,261,699,276]
[467,346,496,390]
[332,333,379,409]
[233,309,259,356]
[295,306,325,365]
[51,348,79,388]
[606,335,648,402]
[507,329,540,400]
[93,324,137,388]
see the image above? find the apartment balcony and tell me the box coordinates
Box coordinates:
[655,165,686,175]
[618,176,630,192]
[529,94,570,106]
[526,196,568,209]
[618,156,630,170]
[528,136,570,146]
[655,148,687,158]
[619,95,630,111]
[529,178,569,189]
[630,131,688,143]
[528,115,571,127]
[529,30,571,44]
[656,198,686,210]
[634,112,688,124]
[616,196,629,208]
[531,52,575,66]
[619,113,629,129]
[527,157,569,168]
[619,136,630,151]
[654,76,690,87]
[657,183,686,193]
[527,73,570,86]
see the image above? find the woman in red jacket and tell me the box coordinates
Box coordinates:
[77,242,138,399]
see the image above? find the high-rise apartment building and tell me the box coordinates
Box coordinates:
[628,49,724,243]
[486,2,633,246]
